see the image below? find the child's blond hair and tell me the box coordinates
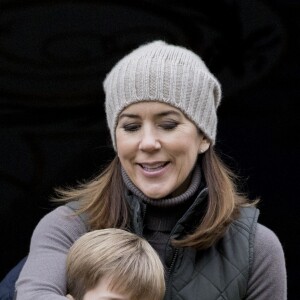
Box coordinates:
[66,228,165,300]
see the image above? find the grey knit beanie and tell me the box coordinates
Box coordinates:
[103,40,222,149]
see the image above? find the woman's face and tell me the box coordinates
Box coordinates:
[116,101,210,199]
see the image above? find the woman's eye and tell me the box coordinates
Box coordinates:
[160,122,178,130]
[122,124,140,132]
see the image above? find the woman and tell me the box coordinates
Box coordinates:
[15,40,287,299]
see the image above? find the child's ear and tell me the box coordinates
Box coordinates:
[66,294,75,300]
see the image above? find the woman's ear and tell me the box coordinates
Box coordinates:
[198,136,211,154]
[66,294,75,300]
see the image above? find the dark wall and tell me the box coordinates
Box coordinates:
[0,0,299,298]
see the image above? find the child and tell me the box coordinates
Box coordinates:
[66,228,165,300]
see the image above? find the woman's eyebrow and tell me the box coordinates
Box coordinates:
[119,110,181,120]
[157,110,181,118]
[118,113,139,120]
[99,297,125,300]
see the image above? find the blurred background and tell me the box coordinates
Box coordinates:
[0,0,298,298]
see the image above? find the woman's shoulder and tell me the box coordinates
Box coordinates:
[247,223,287,299]
[31,203,88,244]
[253,223,286,272]
[255,223,285,256]
[36,204,83,226]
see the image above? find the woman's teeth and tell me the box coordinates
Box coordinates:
[140,162,167,171]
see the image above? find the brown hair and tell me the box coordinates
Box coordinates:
[54,147,257,249]
[66,228,165,300]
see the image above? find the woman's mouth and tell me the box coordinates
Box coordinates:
[138,162,170,176]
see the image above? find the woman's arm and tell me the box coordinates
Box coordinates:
[15,205,87,300]
[246,223,287,300]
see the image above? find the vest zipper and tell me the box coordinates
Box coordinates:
[163,188,208,298]
[165,248,179,299]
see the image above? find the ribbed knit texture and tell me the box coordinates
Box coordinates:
[103,40,222,149]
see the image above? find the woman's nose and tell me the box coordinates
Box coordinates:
[138,129,161,151]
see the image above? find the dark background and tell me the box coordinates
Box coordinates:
[0,0,299,298]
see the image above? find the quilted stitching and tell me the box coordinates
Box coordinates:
[169,207,259,300]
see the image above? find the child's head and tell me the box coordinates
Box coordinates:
[66,228,165,300]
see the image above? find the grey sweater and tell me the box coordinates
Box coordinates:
[15,205,287,299]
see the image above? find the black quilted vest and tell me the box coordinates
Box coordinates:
[126,188,259,300]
